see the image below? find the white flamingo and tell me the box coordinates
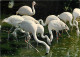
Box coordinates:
[73,8,80,36]
[48,20,69,43]
[39,15,60,26]
[58,12,73,26]
[18,20,50,55]
[2,15,24,40]
[16,1,36,16]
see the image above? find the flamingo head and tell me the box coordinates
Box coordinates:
[45,45,50,55]
[32,1,36,6]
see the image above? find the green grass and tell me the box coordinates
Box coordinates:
[1,14,80,57]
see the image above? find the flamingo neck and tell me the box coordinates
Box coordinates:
[41,34,51,45]
[45,35,51,45]
[50,33,53,42]
[69,21,73,26]
[32,4,35,15]
[39,19,46,26]
[33,32,50,53]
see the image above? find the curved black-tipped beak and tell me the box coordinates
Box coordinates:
[45,53,48,55]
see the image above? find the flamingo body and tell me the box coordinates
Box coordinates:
[58,12,73,26]
[16,1,36,16]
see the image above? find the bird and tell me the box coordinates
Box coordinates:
[58,12,73,26]
[2,15,24,40]
[16,1,36,16]
[72,8,80,37]
[39,15,60,26]
[48,20,69,43]
[18,20,50,55]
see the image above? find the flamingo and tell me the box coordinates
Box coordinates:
[2,15,24,40]
[39,15,60,26]
[73,8,80,36]
[58,12,73,26]
[48,20,70,43]
[16,1,36,16]
[18,20,50,55]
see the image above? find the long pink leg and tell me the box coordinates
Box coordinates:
[56,32,59,43]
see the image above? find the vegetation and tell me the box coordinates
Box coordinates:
[1,0,80,57]
[1,14,80,57]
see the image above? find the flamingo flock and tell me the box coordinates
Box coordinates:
[2,1,80,55]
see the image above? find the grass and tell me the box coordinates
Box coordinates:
[1,14,80,57]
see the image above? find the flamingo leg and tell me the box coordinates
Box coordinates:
[56,32,59,43]
[8,26,13,40]
[25,37,29,49]
[26,32,31,49]
[65,30,70,38]
[59,32,61,36]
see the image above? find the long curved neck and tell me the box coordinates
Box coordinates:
[38,19,46,26]
[33,32,50,53]
[32,4,35,15]
[41,34,51,45]
[49,30,53,42]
